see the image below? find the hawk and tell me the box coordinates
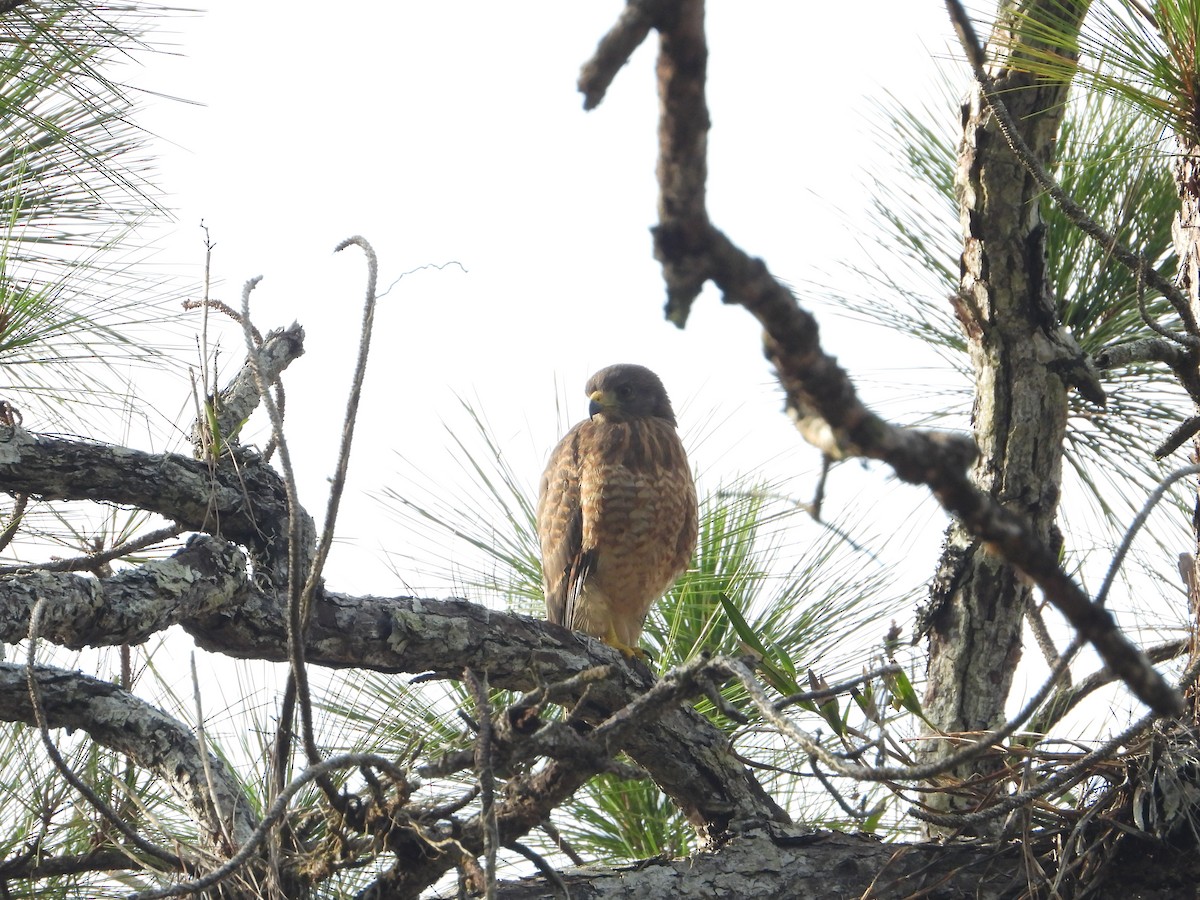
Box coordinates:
[536,364,698,657]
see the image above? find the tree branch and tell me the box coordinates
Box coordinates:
[0,535,247,647]
[186,586,786,840]
[190,321,305,455]
[0,662,257,851]
[0,428,306,584]
[587,0,1182,718]
[458,828,1024,899]
[1093,337,1191,370]
[578,0,670,110]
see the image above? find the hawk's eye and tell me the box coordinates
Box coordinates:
[616,384,634,400]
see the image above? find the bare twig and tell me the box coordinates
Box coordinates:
[506,841,571,899]
[0,492,27,553]
[129,751,409,900]
[1154,416,1200,460]
[1133,262,1187,351]
[238,278,323,785]
[1094,463,1200,608]
[1030,639,1188,735]
[776,665,903,710]
[0,522,184,576]
[1026,600,1064,675]
[26,599,181,870]
[182,298,263,346]
[540,820,585,868]
[809,758,881,824]
[190,654,234,854]
[304,237,379,620]
[465,668,498,900]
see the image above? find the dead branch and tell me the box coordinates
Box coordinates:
[578,0,670,110]
[189,321,305,457]
[581,0,1182,719]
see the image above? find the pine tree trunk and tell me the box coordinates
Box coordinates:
[1175,146,1200,724]
[921,0,1090,818]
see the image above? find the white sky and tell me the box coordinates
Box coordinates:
[125,2,958,601]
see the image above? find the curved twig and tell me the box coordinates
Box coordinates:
[26,599,181,869]
[128,751,409,900]
[305,237,378,621]
[237,278,321,777]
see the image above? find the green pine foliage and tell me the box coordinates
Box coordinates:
[0,1,178,433]
[821,54,1192,643]
[365,403,918,864]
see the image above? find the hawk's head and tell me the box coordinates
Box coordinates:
[586,364,677,426]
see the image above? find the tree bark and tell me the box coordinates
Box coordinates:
[921,0,1091,804]
[1175,113,1200,725]
[437,826,1200,900]
[0,663,257,852]
[0,523,785,848]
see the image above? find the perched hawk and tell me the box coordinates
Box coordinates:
[536,364,698,657]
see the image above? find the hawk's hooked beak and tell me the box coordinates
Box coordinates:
[588,389,616,419]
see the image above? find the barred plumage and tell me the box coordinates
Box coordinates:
[536,365,698,656]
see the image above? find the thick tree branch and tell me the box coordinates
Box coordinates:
[186,587,785,840]
[0,662,257,851]
[465,827,1026,900]
[0,522,785,848]
[0,535,247,647]
[0,427,305,583]
[0,847,139,881]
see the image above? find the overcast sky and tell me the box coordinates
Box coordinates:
[124,3,959,598]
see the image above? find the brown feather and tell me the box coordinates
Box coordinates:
[536,365,698,652]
